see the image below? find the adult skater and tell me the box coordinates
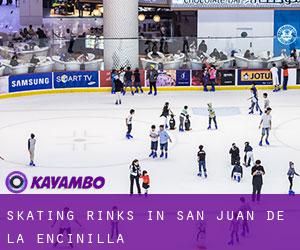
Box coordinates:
[251,160,265,202]
[244,142,254,167]
[129,159,141,195]
[263,93,270,111]
[149,125,159,158]
[111,206,119,239]
[287,161,299,195]
[197,145,207,178]
[119,67,126,94]
[207,103,217,130]
[123,66,134,95]
[28,133,36,166]
[140,170,150,196]
[126,109,135,139]
[248,84,262,115]
[111,69,117,94]
[239,197,251,237]
[209,65,217,92]
[228,212,240,245]
[229,143,240,166]
[133,68,143,93]
[158,125,172,159]
[179,106,189,132]
[147,65,158,96]
[114,75,123,105]
[231,161,243,183]
[259,107,272,146]
[160,102,173,129]
[270,63,280,92]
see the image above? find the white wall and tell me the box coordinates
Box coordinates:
[197,10,274,56]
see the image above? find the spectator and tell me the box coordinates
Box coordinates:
[9,55,18,66]
[283,65,289,91]
[198,40,207,53]
[244,50,251,59]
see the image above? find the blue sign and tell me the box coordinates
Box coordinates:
[176,70,191,86]
[9,73,53,93]
[54,71,99,89]
[274,10,300,56]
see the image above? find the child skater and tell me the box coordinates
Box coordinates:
[228,212,240,246]
[149,125,159,158]
[133,68,143,93]
[229,143,240,166]
[231,161,243,183]
[248,84,262,115]
[179,106,189,132]
[160,102,173,129]
[123,66,134,95]
[197,145,207,178]
[244,142,254,167]
[207,103,217,130]
[114,75,123,105]
[287,161,299,195]
[28,133,36,166]
[140,170,150,196]
[158,125,172,159]
[126,109,135,139]
[185,115,192,131]
[169,114,176,130]
[259,107,272,146]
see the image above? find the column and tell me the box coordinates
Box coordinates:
[103,0,139,70]
[19,0,43,26]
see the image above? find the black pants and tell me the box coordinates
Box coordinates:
[149,81,157,94]
[252,183,262,202]
[289,176,293,190]
[127,124,132,135]
[242,221,249,236]
[130,175,141,194]
[111,222,119,239]
[209,117,217,128]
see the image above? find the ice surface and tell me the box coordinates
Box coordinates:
[0,90,299,194]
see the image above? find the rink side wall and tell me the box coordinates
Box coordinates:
[0,69,300,99]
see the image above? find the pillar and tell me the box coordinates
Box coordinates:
[103,0,139,70]
[19,0,43,26]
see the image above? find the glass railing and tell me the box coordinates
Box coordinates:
[0,36,299,76]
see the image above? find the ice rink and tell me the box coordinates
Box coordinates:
[0,90,300,194]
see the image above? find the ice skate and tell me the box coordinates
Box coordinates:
[207,126,211,130]
[160,152,164,158]
[197,172,202,177]
[266,139,270,145]
[259,140,263,146]
[152,152,157,158]
[165,153,168,159]
[149,152,154,157]
[148,91,152,95]
[154,92,157,96]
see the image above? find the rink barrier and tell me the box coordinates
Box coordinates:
[0,69,299,99]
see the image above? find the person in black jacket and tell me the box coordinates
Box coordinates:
[124,67,134,95]
[133,68,143,94]
[251,160,265,202]
[114,75,123,105]
[229,143,240,166]
[231,162,243,183]
[147,65,158,96]
[197,145,207,178]
[129,159,141,195]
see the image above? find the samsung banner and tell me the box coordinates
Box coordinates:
[171,0,300,8]
[54,71,99,89]
[8,73,52,93]
[274,10,300,56]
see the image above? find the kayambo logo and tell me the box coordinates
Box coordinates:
[277,25,297,45]
[5,172,105,194]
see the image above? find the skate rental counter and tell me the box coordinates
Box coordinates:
[0,68,300,98]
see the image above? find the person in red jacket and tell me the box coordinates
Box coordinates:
[140,170,150,196]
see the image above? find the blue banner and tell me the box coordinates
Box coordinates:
[176,70,191,86]
[274,10,300,56]
[9,73,53,93]
[54,71,99,89]
[238,69,273,86]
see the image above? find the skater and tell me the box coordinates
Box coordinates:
[251,160,265,202]
[169,114,176,130]
[203,67,210,92]
[185,115,192,131]
[244,142,254,167]
[28,133,36,166]
[197,145,207,178]
[126,109,135,139]
[111,69,117,94]
[119,67,126,94]
[158,125,172,159]
[124,67,134,95]
[231,161,243,183]
[147,65,158,96]
[228,212,240,245]
[248,84,262,115]
[229,143,240,166]
[207,103,217,130]
[263,93,270,111]
[259,107,272,146]
[270,63,280,92]
[114,75,123,105]
[160,102,173,129]
[110,206,119,240]
[149,125,159,158]
[287,161,299,195]
[140,170,150,196]
[209,65,216,92]
[129,159,141,195]
[133,68,143,93]
[239,197,251,237]
[179,106,189,132]
[282,65,289,91]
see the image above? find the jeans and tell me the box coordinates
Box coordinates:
[127,124,132,135]
[198,161,206,174]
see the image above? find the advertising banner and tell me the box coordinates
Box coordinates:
[191,70,203,86]
[217,69,236,86]
[8,73,53,93]
[298,69,300,85]
[54,71,99,89]
[146,70,176,87]
[274,10,300,56]
[100,70,113,87]
[0,195,300,249]
[171,0,300,9]
[176,70,191,86]
[238,69,273,85]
